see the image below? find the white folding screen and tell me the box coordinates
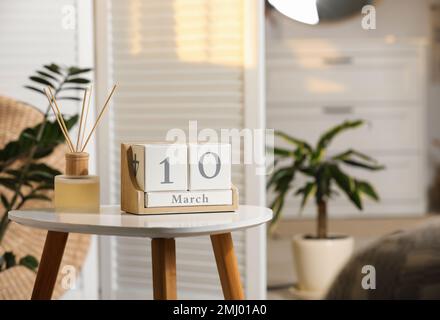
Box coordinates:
[0,0,98,299]
[95,0,266,299]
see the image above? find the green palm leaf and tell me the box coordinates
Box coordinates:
[275,131,312,153]
[342,159,384,170]
[266,166,294,190]
[316,120,364,153]
[357,180,379,201]
[329,164,363,210]
[295,182,316,211]
[331,149,375,162]
[273,147,293,157]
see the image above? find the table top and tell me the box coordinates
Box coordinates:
[8,205,272,238]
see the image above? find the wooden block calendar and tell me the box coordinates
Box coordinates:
[121,143,238,215]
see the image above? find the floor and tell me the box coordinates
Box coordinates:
[267,235,296,299]
[266,215,438,299]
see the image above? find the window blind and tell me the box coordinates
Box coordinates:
[0,0,78,113]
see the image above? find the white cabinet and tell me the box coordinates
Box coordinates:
[267,39,427,218]
[270,104,423,152]
[267,55,421,102]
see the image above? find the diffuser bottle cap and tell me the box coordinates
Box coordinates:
[65,152,89,176]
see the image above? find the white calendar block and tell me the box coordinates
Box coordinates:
[131,143,187,191]
[188,143,231,190]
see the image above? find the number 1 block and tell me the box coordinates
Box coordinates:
[188,143,231,190]
[131,144,188,191]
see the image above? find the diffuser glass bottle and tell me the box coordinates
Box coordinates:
[54,152,100,213]
[45,83,116,213]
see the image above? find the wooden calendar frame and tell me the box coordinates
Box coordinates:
[121,143,238,215]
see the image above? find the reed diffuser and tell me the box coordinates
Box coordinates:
[44,85,116,213]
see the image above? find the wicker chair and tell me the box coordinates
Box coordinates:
[0,95,90,299]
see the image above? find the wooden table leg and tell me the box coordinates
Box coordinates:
[151,238,177,300]
[211,232,244,300]
[31,231,69,300]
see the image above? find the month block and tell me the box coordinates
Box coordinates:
[145,189,232,207]
[131,143,187,192]
[188,143,231,190]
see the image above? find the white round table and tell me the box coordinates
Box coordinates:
[9,205,272,300]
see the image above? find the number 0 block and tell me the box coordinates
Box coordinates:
[188,143,231,190]
[131,144,187,191]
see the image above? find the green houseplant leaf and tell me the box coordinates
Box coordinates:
[267,166,295,191]
[67,67,93,76]
[43,63,62,75]
[19,255,39,271]
[0,114,78,163]
[328,164,363,210]
[341,159,384,171]
[313,120,364,162]
[275,131,313,153]
[65,78,90,84]
[23,85,45,95]
[36,70,59,82]
[316,120,364,151]
[29,76,55,89]
[356,180,379,201]
[295,182,316,211]
[273,147,293,157]
[331,148,376,162]
[56,96,82,101]
[3,251,16,269]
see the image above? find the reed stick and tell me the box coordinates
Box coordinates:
[76,88,88,152]
[43,89,74,152]
[47,99,73,152]
[48,88,75,149]
[81,85,117,152]
[80,85,93,152]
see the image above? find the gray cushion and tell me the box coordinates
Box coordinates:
[326,221,440,299]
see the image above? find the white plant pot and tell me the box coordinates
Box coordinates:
[292,234,354,298]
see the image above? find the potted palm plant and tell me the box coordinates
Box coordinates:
[268,119,384,297]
